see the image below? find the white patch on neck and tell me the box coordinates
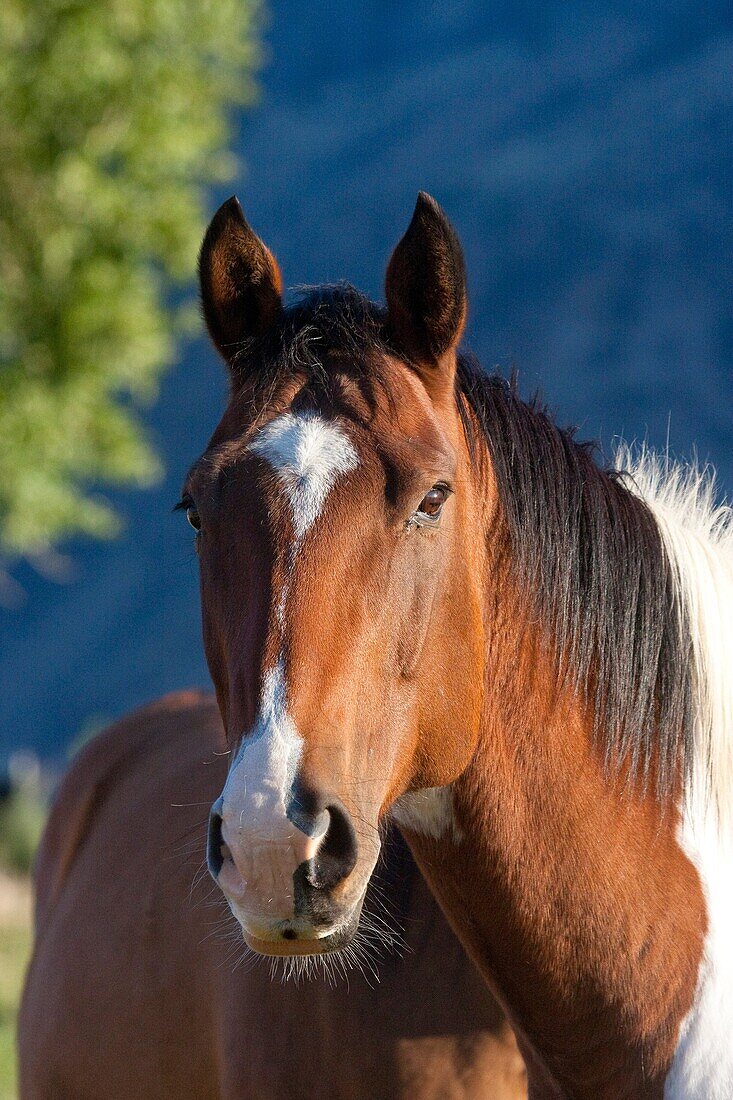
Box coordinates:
[616,446,733,1097]
[249,411,359,538]
[391,786,460,841]
[665,812,733,1098]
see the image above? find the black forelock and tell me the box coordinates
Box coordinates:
[229,284,392,412]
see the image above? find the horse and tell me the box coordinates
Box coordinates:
[18,695,527,1098]
[176,191,733,1098]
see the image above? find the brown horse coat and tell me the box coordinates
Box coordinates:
[19,692,526,1099]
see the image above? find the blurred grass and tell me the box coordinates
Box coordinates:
[0,784,44,1097]
[0,871,32,1100]
[0,790,45,876]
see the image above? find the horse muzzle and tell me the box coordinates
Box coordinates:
[207,788,377,956]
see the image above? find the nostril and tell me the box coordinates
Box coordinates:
[310,799,358,890]
[206,805,224,879]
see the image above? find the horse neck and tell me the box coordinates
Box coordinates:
[409,540,707,1099]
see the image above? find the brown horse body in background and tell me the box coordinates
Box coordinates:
[19,692,526,1099]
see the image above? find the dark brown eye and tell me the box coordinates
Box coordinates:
[186,506,201,533]
[416,485,450,521]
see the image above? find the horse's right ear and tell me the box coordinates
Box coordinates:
[198,196,283,365]
[385,192,467,400]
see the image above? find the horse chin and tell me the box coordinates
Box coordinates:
[240,901,364,958]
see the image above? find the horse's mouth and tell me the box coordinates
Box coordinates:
[239,903,363,958]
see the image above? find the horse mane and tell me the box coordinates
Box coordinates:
[615,444,733,822]
[458,358,733,813]
[233,284,733,809]
[457,359,696,794]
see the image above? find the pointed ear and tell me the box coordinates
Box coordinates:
[198,196,283,364]
[385,192,467,394]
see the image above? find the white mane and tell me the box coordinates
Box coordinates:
[617,443,733,829]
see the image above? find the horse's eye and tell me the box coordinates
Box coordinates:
[186,506,201,533]
[416,485,450,522]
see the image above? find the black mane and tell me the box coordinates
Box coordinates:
[457,358,693,793]
[240,285,694,793]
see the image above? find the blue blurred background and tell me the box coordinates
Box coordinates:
[2,1,732,764]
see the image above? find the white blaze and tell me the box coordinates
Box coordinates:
[219,412,359,929]
[225,660,303,820]
[249,410,359,538]
[220,660,315,922]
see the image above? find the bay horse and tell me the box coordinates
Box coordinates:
[176,192,732,1098]
[18,694,526,1096]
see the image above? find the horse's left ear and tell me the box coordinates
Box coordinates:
[385,192,467,398]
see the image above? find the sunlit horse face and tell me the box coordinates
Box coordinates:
[186,194,487,956]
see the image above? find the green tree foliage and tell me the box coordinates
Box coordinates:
[0,0,259,559]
